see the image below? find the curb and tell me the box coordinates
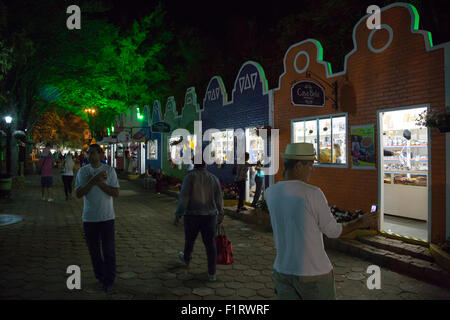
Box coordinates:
[324,237,450,290]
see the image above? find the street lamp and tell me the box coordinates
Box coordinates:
[84,108,97,143]
[3,115,13,176]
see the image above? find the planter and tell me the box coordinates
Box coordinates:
[0,176,12,198]
[430,243,450,273]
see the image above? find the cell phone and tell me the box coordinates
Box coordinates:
[370,205,378,213]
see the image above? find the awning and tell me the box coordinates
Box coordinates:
[132,127,151,141]
[97,136,117,145]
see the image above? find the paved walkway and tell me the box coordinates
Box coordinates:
[0,171,449,300]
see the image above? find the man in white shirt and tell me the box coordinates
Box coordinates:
[75,144,120,294]
[265,142,378,300]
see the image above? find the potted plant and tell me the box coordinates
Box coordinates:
[416,108,450,133]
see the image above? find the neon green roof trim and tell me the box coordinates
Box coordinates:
[327,63,333,75]
[107,128,110,136]
[254,62,269,92]
[111,126,114,133]
[409,4,419,30]
[428,32,433,47]
[314,40,324,61]
[137,107,144,120]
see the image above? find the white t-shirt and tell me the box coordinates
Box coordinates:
[75,164,120,222]
[265,180,342,276]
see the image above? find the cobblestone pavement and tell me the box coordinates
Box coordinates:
[1,171,449,300]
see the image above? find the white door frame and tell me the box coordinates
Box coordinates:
[377,104,431,242]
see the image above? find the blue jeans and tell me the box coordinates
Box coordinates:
[183,215,217,275]
[83,219,116,287]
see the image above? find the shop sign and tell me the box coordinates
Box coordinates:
[151,121,171,133]
[291,81,325,107]
[351,124,376,169]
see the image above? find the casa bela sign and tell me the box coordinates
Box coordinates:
[291,81,325,107]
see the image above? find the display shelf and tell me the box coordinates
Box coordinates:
[385,171,427,175]
[384,145,427,148]
[384,157,428,161]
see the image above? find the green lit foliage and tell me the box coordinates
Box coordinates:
[45,4,173,133]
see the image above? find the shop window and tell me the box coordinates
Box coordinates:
[169,134,197,162]
[210,130,234,164]
[247,128,265,164]
[147,140,158,160]
[292,114,347,165]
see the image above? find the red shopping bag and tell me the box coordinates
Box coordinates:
[216,225,234,265]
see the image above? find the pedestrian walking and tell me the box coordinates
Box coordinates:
[265,142,379,300]
[75,144,120,294]
[38,145,55,202]
[234,152,252,213]
[174,159,224,282]
[251,160,264,207]
[61,153,75,200]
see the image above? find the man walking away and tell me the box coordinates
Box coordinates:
[75,144,120,294]
[61,153,75,200]
[265,143,378,300]
[38,144,55,202]
[174,160,224,282]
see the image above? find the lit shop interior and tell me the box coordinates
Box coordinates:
[380,107,428,241]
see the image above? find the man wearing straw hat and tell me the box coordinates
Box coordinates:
[265,142,378,300]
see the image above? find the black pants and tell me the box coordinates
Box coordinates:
[251,175,264,206]
[184,215,217,276]
[236,180,246,209]
[62,175,74,198]
[83,220,116,287]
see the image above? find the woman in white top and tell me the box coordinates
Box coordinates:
[61,153,75,200]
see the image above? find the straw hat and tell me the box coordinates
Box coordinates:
[281,143,316,160]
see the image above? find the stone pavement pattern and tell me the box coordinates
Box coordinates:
[0,171,449,300]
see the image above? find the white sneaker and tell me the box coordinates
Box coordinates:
[178,252,189,267]
[47,198,54,202]
[208,274,216,282]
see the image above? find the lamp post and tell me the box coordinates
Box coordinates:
[3,116,12,176]
[84,108,97,143]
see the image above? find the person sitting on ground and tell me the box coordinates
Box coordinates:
[154,168,168,194]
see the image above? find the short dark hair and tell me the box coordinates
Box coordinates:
[88,144,103,154]
[194,159,207,169]
[283,159,312,178]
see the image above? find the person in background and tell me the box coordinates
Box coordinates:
[251,160,264,207]
[79,151,86,167]
[144,165,156,190]
[234,152,252,213]
[154,168,168,194]
[75,144,120,294]
[61,153,75,200]
[265,143,378,300]
[38,144,55,202]
[18,141,26,176]
[174,159,224,282]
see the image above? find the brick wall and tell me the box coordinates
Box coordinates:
[273,4,447,243]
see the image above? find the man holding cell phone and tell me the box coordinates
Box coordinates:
[75,144,120,294]
[265,143,379,300]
